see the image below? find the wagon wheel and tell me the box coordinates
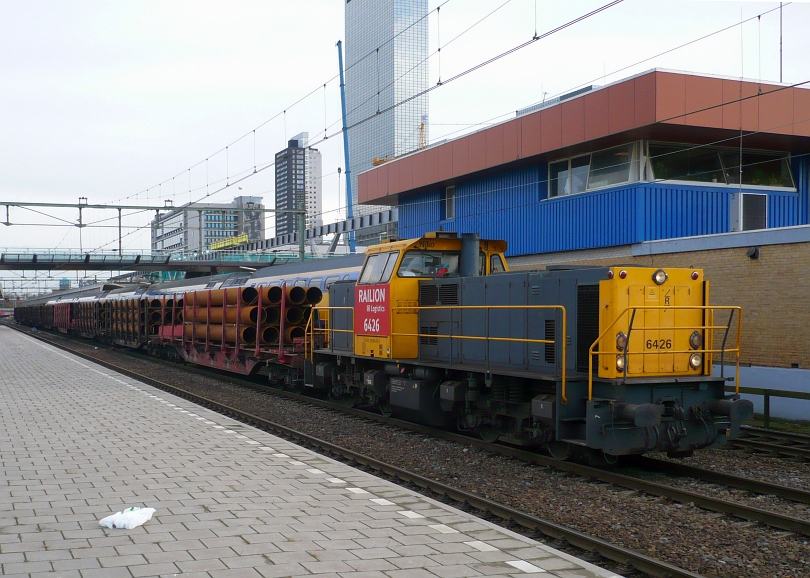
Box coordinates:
[476,424,500,444]
[547,441,571,461]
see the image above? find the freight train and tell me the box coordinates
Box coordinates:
[13,232,752,462]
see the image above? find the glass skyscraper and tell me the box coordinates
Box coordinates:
[345,0,428,236]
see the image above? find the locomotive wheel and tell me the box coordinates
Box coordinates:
[379,403,393,418]
[547,441,571,461]
[477,424,500,443]
[585,449,620,467]
[329,393,358,408]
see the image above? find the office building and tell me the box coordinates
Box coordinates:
[151,196,265,254]
[345,0,429,242]
[275,132,323,237]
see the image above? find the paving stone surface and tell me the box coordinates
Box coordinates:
[0,326,622,577]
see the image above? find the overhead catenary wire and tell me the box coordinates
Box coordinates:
[88,0,628,252]
[25,1,801,255]
[92,0,789,216]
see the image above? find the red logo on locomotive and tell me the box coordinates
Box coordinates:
[354,284,390,336]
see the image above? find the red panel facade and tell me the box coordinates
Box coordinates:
[486,123,505,167]
[540,106,562,152]
[795,88,810,138]
[759,84,794,135]
[438,142,454,182]
[608,80,635,133]
[360,171,373,204]
[411,151,427,189]
[398,155,414,192]
[467,130,488,174]
[386,159,400,196]
[424,146,440,184]
[520,112,543,157]
[355,71,810,204]
[634,73,656,126]
[684,76,723,129]
[583,89,610,141]
[452,137,470,176]
[503,118,520,162]
[560,98,585,147]
[375,164,389,199]
[656,72,686,124]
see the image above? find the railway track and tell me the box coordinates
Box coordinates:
[105,342,810,536]
[733,425,810,459]
[10,323,707,578]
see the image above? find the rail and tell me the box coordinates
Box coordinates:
[588,305,742,401]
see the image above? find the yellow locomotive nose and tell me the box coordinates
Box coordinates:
[598,266,707,378]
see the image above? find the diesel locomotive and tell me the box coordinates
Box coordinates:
[13,232,752,461]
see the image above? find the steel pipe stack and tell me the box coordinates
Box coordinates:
[179,284,323,348]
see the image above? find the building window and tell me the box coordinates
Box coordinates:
[445,185,455,220]
[649,143,794,188]
[549,144,634,197]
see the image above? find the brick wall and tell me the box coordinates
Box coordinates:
[511,242,810,369]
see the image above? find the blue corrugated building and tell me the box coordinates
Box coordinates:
[358,69,810,257]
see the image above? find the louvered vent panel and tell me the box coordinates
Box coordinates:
[439,284,459,306]
[576,285,600,373]
[420,326,438,345]
[544,320,556,364]
[419,285,439,306]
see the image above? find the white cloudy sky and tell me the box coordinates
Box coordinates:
[1,0,808,264]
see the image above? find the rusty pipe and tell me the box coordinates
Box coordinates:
[260,326,279,345]
[183,323,257,344]
[260,286,283,306]
[286,286,306,305]
[285,306,304,325]
[184,306,265,325]
[284,326,305,342]
[205,287,260,306]
[305,286,323,305]
[263,307,281,325]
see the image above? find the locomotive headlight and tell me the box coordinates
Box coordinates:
[652,269,668,285]
[616,355,627,371]
[689,331,703,350]
[616,332,628,351]
[689,353,702,369]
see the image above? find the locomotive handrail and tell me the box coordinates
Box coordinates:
[306,306,355,361]
[390,304,568,404]
[587,305,742,401]
[307,304,569,404]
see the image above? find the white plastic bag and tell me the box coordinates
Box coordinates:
[99,506,156,529]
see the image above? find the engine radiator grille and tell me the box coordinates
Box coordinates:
[576,284,600,373]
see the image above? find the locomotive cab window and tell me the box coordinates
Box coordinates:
[491,254,506,273]
[359,251,398,284]
[398,251,459,278]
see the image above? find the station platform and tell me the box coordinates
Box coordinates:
[0,325,621,578]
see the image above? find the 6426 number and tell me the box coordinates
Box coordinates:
[646,339,672,350]
[363,318,380,333]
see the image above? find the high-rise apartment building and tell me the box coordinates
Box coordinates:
[345,0,428,241]
[150,196,265,255]
[274,132,323,237]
